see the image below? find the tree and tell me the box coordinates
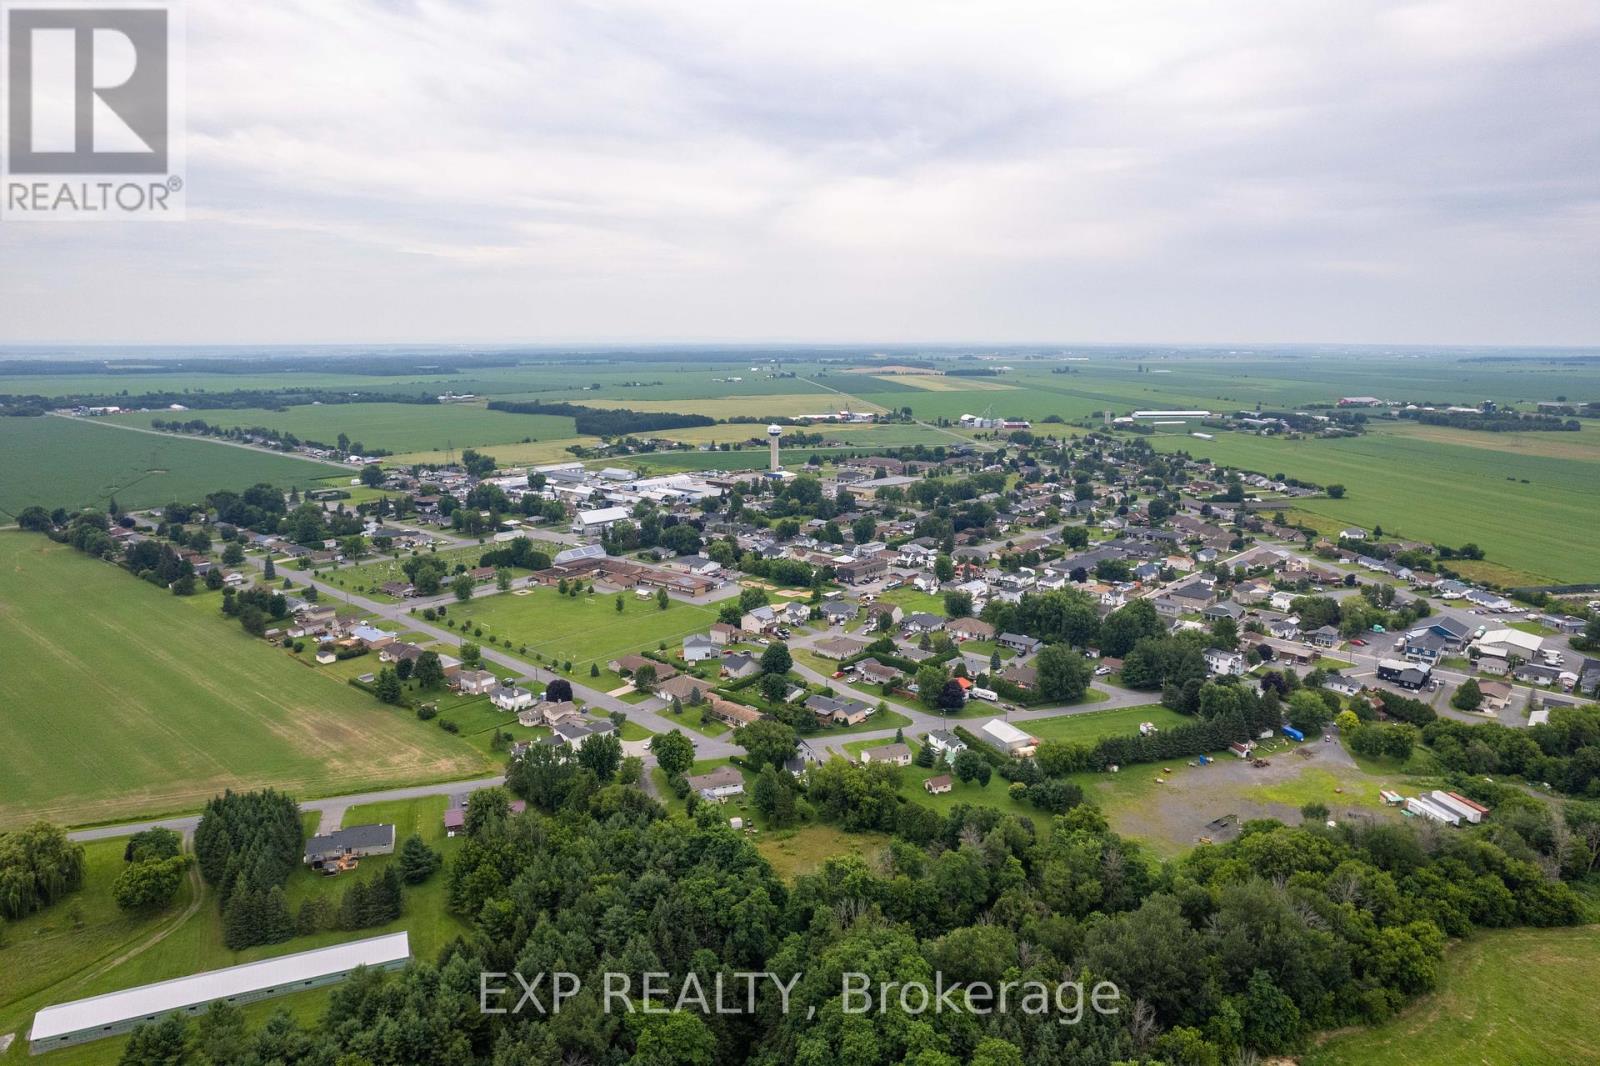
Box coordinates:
[360,463,385,487]
[760,641,792,676]
[633,664,659,692]
[916,664,948,708]
[1286,689,1332,734]
[738,719,798,771]
[656,587,669,610]
[616,594,625,612]
[1451,678,1484,711]
[1326,484,1347,498]
[934,554,955,581]
[396,834,441,884]
[118,1014,191,1066]
[263,556,276,580]
[374,668,403,704]
[113,855,189,911]
[221,541,245,566]
[496,568,513,591]
[545,678,573,702]
[413,651,445,689]
[452,573,475,602]
[943,590,973,618]
[577,732,623,781]
[952,749,985,784]
[1035,644,1093,702]
[650,730,695,777]
[1099,600,1163,657]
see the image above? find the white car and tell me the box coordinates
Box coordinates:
[1094,666,1111,676]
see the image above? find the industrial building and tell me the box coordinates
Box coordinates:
[29,932,411,1053]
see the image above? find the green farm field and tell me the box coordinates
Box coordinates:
[0,535,492,828]
[0,416,335,519]
[443,585,721,675]
[1140,424,1600,583]
[1306,926,1600,1066]
[107,403,577,456]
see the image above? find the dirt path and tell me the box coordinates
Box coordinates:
[68,840,206,994]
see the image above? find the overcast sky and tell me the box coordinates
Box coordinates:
[3,0,1598,346]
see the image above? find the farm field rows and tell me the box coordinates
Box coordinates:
[0,416,335,518]
[0,535,492,828]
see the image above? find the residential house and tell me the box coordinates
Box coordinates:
[806,694,874,726]
[996,632,1043,655]
[819,600,858,626]
[706,697,764,728]
[721,653,761,680]
[609,655,678,681]
[1309,625,1341,648]
[491,685,536,713]
[552,718,618,750]
[854,658,901,686]
[903,612,947,635]
[454,668,498,695]
[686,765,746,801]
[681,635,718,663]
[814,635,870,660]
[1204,649,1247,676]
[304,824,395,872]
[924,729,967,763]
[860,743,912,766]
[1203,601,1245,623]
[924,774,954,795]
[710,622,741,645]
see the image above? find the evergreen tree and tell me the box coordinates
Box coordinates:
[397,833,441,884]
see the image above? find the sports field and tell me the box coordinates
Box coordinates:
[0,535,492,827]
[1307,926,1600,1066]
[0,416,335,519]
[108,403,577,455]
[444,585,720,674]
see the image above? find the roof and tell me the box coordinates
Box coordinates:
[577,506,631,524]
[686,765,745,790]
[30,933,411,1041]
[981,718,1036,746]
[306,824,394,857]
[864,743,912,760]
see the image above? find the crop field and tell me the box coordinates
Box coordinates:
[443,585,721,674]
[1139,424,1600,583]
[108,403,576,456]
[1306,926,1600,1066]
[0,535,492,828]
[0,416,335,519]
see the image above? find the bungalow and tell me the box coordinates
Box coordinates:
[996,632,1043,655]
[491,685,536,713]
[609,655,679,681]
[903,612,947,635]
[379,581,415,599]
[1203,601,1245,623]
[304,824,395,872]
[948,617,995,642]
[1170,582,1214,607]
[925,729,967,763]
[706,697,764,728]
[999,661,1038,689]
[686,765,746,801]
[860,743,912,767]
[819,600,858,625]
[350,624,395,649]
[924,774,954,795]
[1513,662,1561,686]
[1204,649,1247,676]
[814,635,870,660]
[1325,675,1363,698]
[854,657,900,686]
[552,718,618,750]
[806,694,874,726]
[654,674,711,704]
[454,668,498,695]
[721,653,761,680]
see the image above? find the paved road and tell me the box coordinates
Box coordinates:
[68,776,508,843]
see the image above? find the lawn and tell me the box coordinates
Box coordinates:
[0,416,335,519]
[1306,926,1600,1066]
[443,586,721,678]
[108,403,577,457]
[1023,704,1188,745]
[325,544,535,601]
[755,825,892,881]
[0,534,493,828]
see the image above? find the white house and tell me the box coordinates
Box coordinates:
[682,634,718,662]
[1204,649,1247,676]
[490,685,536,712]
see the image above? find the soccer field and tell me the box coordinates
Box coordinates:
[0,416,335,519]
[0,535,492,828]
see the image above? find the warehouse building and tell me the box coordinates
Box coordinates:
[29,932,411,1053]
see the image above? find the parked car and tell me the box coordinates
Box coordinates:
[1351,638,1367,646]
[1094,666,1111,676]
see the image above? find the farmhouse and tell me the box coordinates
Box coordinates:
[28,933,411,1053]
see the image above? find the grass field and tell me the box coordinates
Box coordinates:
[1306,926,1600,1066]
[0,416,335,519]
[0,535,492,827]
[1024,704,1189,744]
[442,585,721,677]
[1138,423,1600,583]
[108,403,577,456]
[755,825,892,880]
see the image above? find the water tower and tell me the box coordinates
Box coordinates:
[767,424,782,472]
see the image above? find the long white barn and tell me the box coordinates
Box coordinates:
[29,932,410,1053]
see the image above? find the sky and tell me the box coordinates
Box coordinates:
[2,0,1598,346]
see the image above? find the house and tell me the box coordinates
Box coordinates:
[1267,618,1301,641]
[721,652,761,680]
[1403,629,1449,664]
[710,622,741,645]
[1203,602,1245,622]
[654,673,711,704]
[741,605,779,633]
[1325,675,1363,698]
[706,697,764,728]
[686,765,746,801]
[903,612,947,635]
[1377,659,1431,690]
[860,743,912,766]
[552,718,618,749]
[350,624,395,649]
[996,632,1043,655]
[924,774,954,795]
[806,694,874,726]
[609,655,679,681]
[1204,649,1247,676]
[491,685,536,712]
[1477,680,1513,714]
[925,729,967,763]
[379,581,415,599]
[454,668,498,694]
[682,635,718,663]
[854,658,900,686]
[304,824,395,872]
[948,617,995,642]
[815,636,870,661]
[1170,582,1215,607]
[1309,625,1341,648]
[819,600,858,625]
[999,661,1038,689]
[979,718,1040,757]
[1513,662,1561,686]
[1268,590,1297,613]
[864,603,904,628]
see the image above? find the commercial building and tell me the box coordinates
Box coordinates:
[29,933,410,1053]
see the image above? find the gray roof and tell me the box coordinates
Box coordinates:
[30,933,410,1042]
[306,823,394,858]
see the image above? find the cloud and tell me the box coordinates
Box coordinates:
[2,0,1597,344]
